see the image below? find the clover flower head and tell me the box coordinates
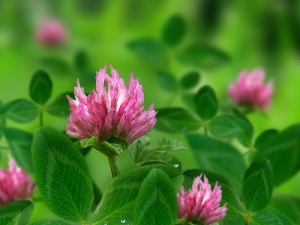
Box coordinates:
[228,69,273,109]
[66,65,157,145]
[36,18,67,46]
[0,155,36,206]
[177,174,227,225]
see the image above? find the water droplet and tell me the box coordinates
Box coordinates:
[174,164,179,168]
[120,219,126,224]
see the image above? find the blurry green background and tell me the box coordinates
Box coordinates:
[1,0,300,222]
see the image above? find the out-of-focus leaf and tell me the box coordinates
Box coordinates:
[74,49,89,73]
[32,127,93,222]
[269,195,300,225]
[195,85,218,121]
[209,114,253,147]
[250,210,292,225]
[0,99,38,123]
[133,169,177,225]
[29,70,53,105]
[186,134,246,191]
[184,170,245,219]
[177,43,231,69]
[181,92,196,112]
[39,57,70,75]
[254,129,279,150]
[155,107,201,133]
[92,182,102,211]
[91,164,182,225]
[242,159,273,212]
[253,124,300,186]
[162,14,186,47]
[180,71,201,90]
[0,200,33,225]
[3,127,33,173]
[155,71,178,93]
[45,92,73,118]
[127,38,167,64]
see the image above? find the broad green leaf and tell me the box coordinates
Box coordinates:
[127,38,167,64]
[155,107,201,133]
[155,71,178,93]
[0,200,33,225]
[253,124,300,186]
[92,182,102,211]
[250,210,292,225]
[74,49,89,73]
[195,85,218,120]
[242,159,273,212]
[181,92,196,112]
[0,99,38,123]
[209,114,253,147]
[3,127,33,173]
[29,70,53,105]
[254,129,279,149]
[128,136,186,170]
[45,92,73,118]
[0,115,6,140]
[91,164,182,225]
[269,195,300,225]
[30,220,70,225]
[184,170,245,219]
[32,127,93,222]
[180,71,201,90]
[162,14,186,47]
[177,43,231,69]
[134,169,177,225]
[186,134,246,191]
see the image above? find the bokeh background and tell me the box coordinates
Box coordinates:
[1,0,300,222]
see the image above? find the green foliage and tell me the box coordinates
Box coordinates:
[127,38,166,64]
[45,92,73,118]
[209,114,253,147]
[179,71,201,90]
[162,14,186,47]
[31,127,93,222]
[29,70,53,105]
[269,195,300,225]
[155,107,201,133]
[253,124,300,186]
[254,129,279,149]
[128,136,186,170]
[74,49,89,73]
[195,85,218,121]
[91,164,182,225]
[186,134,246,191]
[0,200,33,225]
[30,220,70,225]
[242,159,273,212]
[3,127,33,172]
[183,170,245,219]
[250,210,292,225]
[0,99,38,123]
[133,169,178,225]
[177,43,231,69]
[155,71,178,93]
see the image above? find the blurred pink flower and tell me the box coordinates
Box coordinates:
[177,174,227,225]
[228,69,273,109]
[36,19,67,46]
[66,65,157,145]
[0,156,35,206]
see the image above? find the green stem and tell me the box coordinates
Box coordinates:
[39,110,44,127]
[0,145,9,150]
[108,156,120,178]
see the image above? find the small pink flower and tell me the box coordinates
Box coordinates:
[0,156,35,206]
[36,18,67,46]
[66,65,157,145]
[228,69,273,109]
[177,174,227,225]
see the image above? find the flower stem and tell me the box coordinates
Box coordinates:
[108,156,120,178]
[39,110,44,127]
